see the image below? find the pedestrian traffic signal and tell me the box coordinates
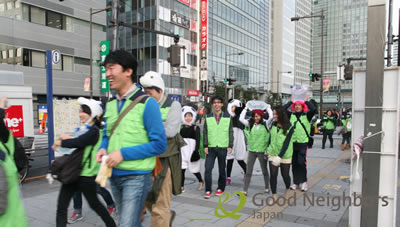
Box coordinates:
[224,78,228,83]
[167,44,181,67]
[344,64,353,80]
[310,73,321,82]
[224,78,236,85]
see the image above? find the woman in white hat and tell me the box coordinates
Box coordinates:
[179,106,204,192]
[52,97,116,227]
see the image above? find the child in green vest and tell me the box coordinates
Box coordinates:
[267,106,295,197]
[322,110,336,149]
[0,97,27,227]
[239,103,273,196]
[52,98,116,227]
[341,114,352,150]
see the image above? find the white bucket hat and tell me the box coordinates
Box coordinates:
[77,97,103,123]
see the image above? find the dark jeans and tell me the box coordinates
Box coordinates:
[341,132,351,145]
[73,185,115,212]
[204,148,227,192]
[269,162,291,194]
[56,176,116,227]
[227,159,247,177]
[292,143,308,185]
[322,130,334,148]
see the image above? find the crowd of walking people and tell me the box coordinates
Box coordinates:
[0,50,352,227]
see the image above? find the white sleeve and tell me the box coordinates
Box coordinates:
[266,107,274,129]
[239,108,250,127]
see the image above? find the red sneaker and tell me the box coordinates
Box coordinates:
[215,189,224,196]
[204,191,212,199]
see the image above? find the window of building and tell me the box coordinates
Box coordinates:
[30,6,45,25]
[46,11,63,29]
[31,50,45,68]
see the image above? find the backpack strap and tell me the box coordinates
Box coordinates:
[110,95,147,138]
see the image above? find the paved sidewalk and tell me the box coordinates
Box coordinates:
[21,136,351,227]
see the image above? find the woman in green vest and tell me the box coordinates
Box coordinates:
[239,104,273,196]
[52,98,116,227]
[322,110,336,149]
[0,97,27,227]
[267,106,295,197]
[341,113,352,150]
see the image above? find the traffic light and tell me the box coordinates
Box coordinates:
[228,78,236,85]
[344,64,353,80]
[224,78,228,83]
[167,44,181,67]
[309,73,321,82]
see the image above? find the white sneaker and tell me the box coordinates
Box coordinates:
[290,184,297,190]
[300,182,308,192]
[264,188,270,193]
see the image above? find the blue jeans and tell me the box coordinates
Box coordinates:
[73,185,115,212]
[110,173,152,227]
[204,148,227,192]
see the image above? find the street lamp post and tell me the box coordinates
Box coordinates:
[89,6,112,99]
[291,9,325,118]
[224,51,244,104]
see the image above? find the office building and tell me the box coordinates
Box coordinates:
[0,0,107,126]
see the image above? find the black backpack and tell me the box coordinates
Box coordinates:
[49,146,93,184]
[2,138,28,172]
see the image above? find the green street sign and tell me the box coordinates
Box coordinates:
[100,40,110,93]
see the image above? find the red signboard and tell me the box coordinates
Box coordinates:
[5,105,24,137]
[178,0,190,6]
[187,89,200,96]
[200,0,207,50]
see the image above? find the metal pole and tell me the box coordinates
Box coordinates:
[386,0,393,67]
[277,70,280,97]
[225,52,228,104]
[360,1,386,225]
[319,9,324,118]
[111,0,119,50]
[45,50,54,166]
[89,8,93,99]
[398,8,400,66]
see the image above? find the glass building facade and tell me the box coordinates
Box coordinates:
[107,0,199,98]
[206,0,270,92]
[311,0,367,108]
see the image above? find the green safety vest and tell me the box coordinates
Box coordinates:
[290,114,311,143]
[0,140,27,227]
[248,122,270,152]
[80,130,102,177]
[342,118,352,132]
[206,112,231,148]
[160,98,173,122]
[267,125,293,159]
[323,116,335,130]
[104,89,155,171]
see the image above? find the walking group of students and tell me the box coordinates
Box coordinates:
[196,96,316,199]
[0,49,344,227]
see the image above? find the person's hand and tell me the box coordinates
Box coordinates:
[106,150,123,167]
[96,148,107,163]
[51,144,57,151]
[305,96,309,101]
[228,148,232,154]
[0,97,8,109]
[290,97,294,103]
[204,147,208,155]
[59,134,72,140]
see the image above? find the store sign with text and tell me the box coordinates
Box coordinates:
[5,105,24,137]
[200,0,207,52]
[178,0,190,6]
[171,11,190,29]
[187,89,200,96]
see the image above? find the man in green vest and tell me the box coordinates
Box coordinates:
[284,98,316,192]
[0,97,27,227]
[140,71,182,227]
[203,96,233,199]
[341,113,352,150]
[96,50,167,227]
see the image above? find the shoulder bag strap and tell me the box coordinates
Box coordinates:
[297,119,311,138]
[110,95,147,138]
[278,122,297,158]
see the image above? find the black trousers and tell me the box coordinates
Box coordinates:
[56,176,116,227]
[341,132,351,145]
[226,159,247,177]
[292,143,308,185]
[269,162,291,194]
[181,169,203,187]
[322,130,334,148]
